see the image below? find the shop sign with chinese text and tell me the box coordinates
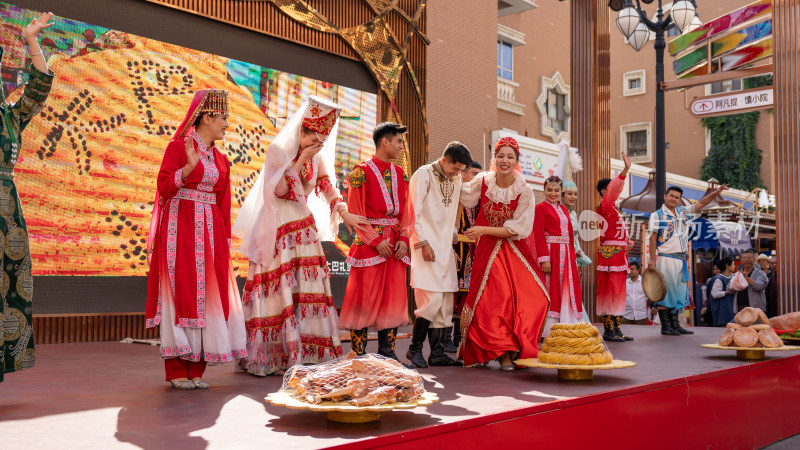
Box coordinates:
[689,87,773,118]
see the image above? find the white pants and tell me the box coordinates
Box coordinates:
[413,289,454,328]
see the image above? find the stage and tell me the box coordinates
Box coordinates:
[1,325,799,449]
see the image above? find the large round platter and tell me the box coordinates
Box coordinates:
[701,343,800,360]
[265,390,439,423]
[515,358,636,381]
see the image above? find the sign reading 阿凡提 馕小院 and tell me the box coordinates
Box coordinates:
[689,87,773,118]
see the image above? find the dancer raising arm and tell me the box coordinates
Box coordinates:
[0,12,55,383]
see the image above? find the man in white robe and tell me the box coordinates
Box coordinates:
[406,142,472,367]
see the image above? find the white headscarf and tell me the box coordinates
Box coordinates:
[232,96,342,267]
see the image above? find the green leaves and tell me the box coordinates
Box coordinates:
[700,111,762,191]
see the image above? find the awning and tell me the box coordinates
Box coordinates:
[713,221,752,257]
[688,218,718,251]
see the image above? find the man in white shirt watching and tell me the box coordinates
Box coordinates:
[622,261,649,325]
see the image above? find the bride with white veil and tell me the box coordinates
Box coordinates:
[232,96,368,376]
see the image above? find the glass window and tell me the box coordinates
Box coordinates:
[710,78,742,94]
[497,41,513,80]
[626,130,648,158]
[545,89,567,133]
[628,78,642,90]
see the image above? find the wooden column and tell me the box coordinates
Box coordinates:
[571,0,611,322]
[773,0,800,315]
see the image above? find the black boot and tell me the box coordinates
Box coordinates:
[670,311,694,334]
[614,315,634,341]
[452,317,462,349]
[443,326,458,353]
[378,328,413,368]
[658,309,680,336]
[406,318,430,368]
[428,327,462,366]
[602,315,625,342]
[350,328,368,355]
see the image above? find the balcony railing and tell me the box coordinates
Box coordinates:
[497,77,525,115]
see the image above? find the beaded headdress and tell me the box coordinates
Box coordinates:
[172,89,229,139]
[199,89,228,115]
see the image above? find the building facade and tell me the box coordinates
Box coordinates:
[428,0,774,201]
[609,0,775,193]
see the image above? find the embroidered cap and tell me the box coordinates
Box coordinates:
[199,89,229,115]
[494,137,519,157]
[302,96,341,138]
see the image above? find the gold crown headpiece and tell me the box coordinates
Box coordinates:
[199,89,228,115]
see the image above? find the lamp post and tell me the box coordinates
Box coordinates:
[609,0,700,209]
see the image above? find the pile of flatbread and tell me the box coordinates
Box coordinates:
[718,307,783,348]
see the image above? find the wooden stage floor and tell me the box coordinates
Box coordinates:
[1,325,798,449]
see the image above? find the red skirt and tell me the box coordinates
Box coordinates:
[338,255,409,331]
[459,238,549,367]
[596,244,628,316]
[596,270,627,316]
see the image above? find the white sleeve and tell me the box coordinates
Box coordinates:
[647,210,659,234]
[503,187,534,238]
[409,169,430,246]
[459,173,483,208]
[711,279,726,299]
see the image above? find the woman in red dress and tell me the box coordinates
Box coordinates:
[533,176,583,336]
[457,137,550,371]
[146,89,246,389]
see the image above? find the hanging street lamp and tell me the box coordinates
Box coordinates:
[608,0,701,209]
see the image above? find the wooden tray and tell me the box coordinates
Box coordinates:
[514,358,636,381]
[265,390,438,423]
[701,343,800,360]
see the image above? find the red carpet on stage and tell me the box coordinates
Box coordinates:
[1,325,798,449]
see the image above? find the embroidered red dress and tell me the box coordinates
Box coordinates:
[596,174,631,316]
[338,157,411,331]
[146,133,246,363]
[457,172,550,367]
[238,151,343,376]
[533,200,583,333]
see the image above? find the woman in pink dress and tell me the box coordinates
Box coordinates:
[146,89,247,389]
[457,137,550,371]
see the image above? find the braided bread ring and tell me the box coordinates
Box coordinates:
[543,335,603,348]
[550,323,600,334]
[541,342,606,355]
[548,327,600,339]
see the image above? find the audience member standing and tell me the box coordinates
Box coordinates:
[622,262,648,325]
[733,250,768,313]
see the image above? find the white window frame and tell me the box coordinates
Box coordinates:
[620,122,652,163]
[623,69,646,96]
[535,71,571,143]
[497,40,514,81]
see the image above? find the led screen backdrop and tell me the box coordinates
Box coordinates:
[0,2,377,277]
